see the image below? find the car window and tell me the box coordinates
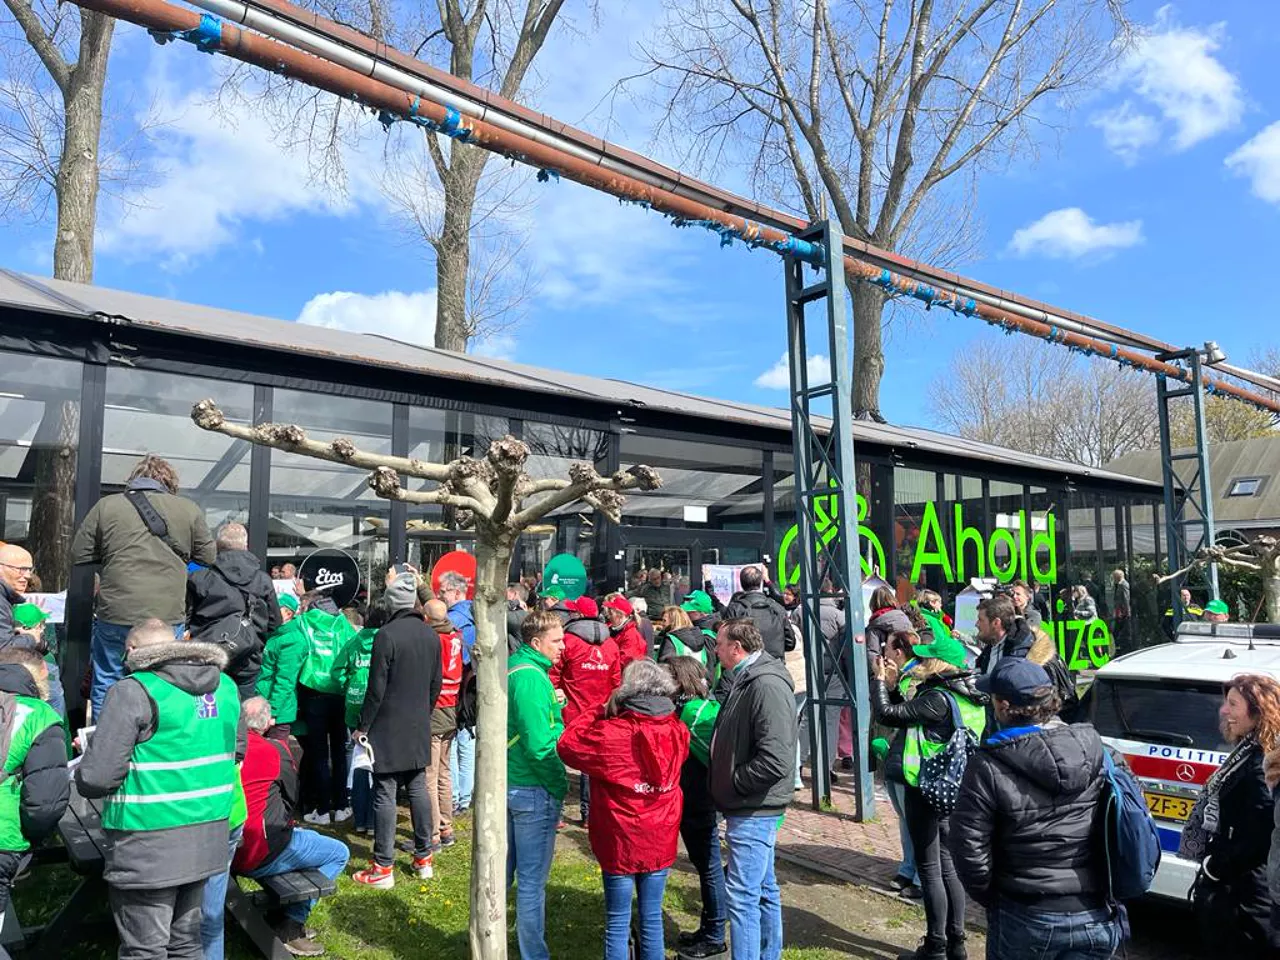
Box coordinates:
[1084,677,1228,752]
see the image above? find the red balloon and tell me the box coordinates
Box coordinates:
[432,550,477,600]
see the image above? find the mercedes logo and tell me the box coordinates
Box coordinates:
[1176,763,1196,782]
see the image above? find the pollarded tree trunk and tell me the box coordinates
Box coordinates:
[469,523,514,956]
[434,144,480,352]
[1263,552,1280,625]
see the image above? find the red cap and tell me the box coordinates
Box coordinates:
[575,596,599,619]
[563,597,579,613]
[602,596,632,616]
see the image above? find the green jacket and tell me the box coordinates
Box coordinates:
[296,609,358,696]
[256,620,308,726]
[507,644,567,800]
[335,627,377,730]
[69,482,215,624]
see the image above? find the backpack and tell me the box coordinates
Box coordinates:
[456,663,478,734]
[1100,750,1161,900]
[738,594,792,656]
[917,692,980,816]
[196,574,270,667]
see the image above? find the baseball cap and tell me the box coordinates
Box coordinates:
[681,590,713,614]
[1205,599,1229,616]
[11,603,48,631]
[977,658,1052,706]
[910,631,969,668]
[539,585,566,601]
[574,596,599,619]
[278,593,300,612]
[603,596,633,617]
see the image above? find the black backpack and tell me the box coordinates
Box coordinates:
[196,574,269,666]
[740,594,792,657]
[456,663,478,734]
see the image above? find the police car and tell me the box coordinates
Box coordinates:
[1079,621,1280,900]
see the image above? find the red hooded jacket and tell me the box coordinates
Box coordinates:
[612,621,649,668]
[549,616,622,727]
[557,703,690,875]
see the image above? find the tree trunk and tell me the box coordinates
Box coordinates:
[469,522,514,960]
[27,400,79,591]
[1263,552,1280,625]
[53,12,114,284]
[434,143,486,352]
[848,281,887,420]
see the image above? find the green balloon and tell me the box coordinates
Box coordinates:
[543,553,587,600]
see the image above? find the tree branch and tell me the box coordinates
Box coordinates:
[2,0,71,93]
[511,463,661,529]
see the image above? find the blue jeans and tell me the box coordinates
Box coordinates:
[987,900,1121,960]
[452,727,475,809]
[201,824,242,960]
[91,620,183,718]
[351,769,374,831]
[244,828,350,925]
[506,786,560,960]
[885,779,919,885]
[603,869,668,960]
[724,816,782,960]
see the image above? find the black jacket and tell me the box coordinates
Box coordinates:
[722,591,789,660]
[871,671,986,785]
[358,609,442,773]
[187,549,281,696]
[949,720,1109,912]
[507,602,528,655]
[1200,741,1272,929]
[659,625,717,687]
[975,620,1080,725]
[0,663,68,849]
[974,618,1036,675]
[708,653,797,817]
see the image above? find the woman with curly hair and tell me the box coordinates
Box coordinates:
[1181,672,1280,958]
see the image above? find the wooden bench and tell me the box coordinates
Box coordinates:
[227,869,338,960]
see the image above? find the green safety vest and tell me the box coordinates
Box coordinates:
[297,610,356,696]
[102,672,239,832]
[664,633,721,686]
[0,695,62,852]
[900,690,985,788]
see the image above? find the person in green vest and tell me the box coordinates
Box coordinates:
[665,655,726,957]
[0,647,69,936]
[76,618,240,960]
[294,587,359,826]
[256,592,307,740]
[654,606,717,687]
[507,609,568,960]
[870,627,986,960]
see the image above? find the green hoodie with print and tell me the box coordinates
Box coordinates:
[507,643,567,800]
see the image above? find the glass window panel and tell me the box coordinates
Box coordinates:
[103,368,253,534]
[620,433,762,529]
[0,351,81,590]
[269,390,391,579]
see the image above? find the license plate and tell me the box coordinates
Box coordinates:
[1145,792,1193,822]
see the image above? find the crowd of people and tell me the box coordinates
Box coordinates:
[0,452,1278,960]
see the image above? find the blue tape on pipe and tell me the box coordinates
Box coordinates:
[1109,343,1119,359]
[186,13,222,53]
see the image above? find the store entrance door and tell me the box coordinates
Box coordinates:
[617,526,769,608]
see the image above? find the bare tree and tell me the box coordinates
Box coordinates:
[1158,537,1280,625]
[929,337,1157,466]
[191,399,660,960]
[226,0,574,352]
[0,0,116,282]
[640,0,1127,419]
[1169,393,1276,447]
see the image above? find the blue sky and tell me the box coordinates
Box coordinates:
[3,1,1279,425]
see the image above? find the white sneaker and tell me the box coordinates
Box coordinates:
[332,807,353,823]
[303,811,332,825]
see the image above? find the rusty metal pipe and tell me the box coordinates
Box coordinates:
[73,0,1280,415]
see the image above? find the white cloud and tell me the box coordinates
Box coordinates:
[296,289,438,346]
[1096,6,1243,160]
[754,352,830,390]
[472,333,518,361]
[1226,122,1280,205]
[1091,103,1161,164]
[1009,208,1143,260]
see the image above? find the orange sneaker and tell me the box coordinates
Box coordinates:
[353,861,395,889]
[412,854,434,880]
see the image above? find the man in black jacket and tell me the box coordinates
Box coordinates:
[949,658,1120,960]
[352,572,441,889]
[975,595,1078,725]
[187,522,281,697]
[722,566,790,660]
[708,618,797,960]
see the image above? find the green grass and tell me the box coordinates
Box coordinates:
[12,813,937,959]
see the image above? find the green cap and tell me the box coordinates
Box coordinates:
[1205,599,1229,616]
[539,585,566,601]
[11,603,48,630]
[278,593,300,612]
[681,590,713,614]
[911,632,970,669]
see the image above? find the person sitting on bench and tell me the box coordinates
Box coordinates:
[234,697,348,957]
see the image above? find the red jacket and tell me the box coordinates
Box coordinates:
[612,621,649,668]
[557,703,690,875]
[550,617,621,727]
[436,625,464,708]
[234,732,299,873]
